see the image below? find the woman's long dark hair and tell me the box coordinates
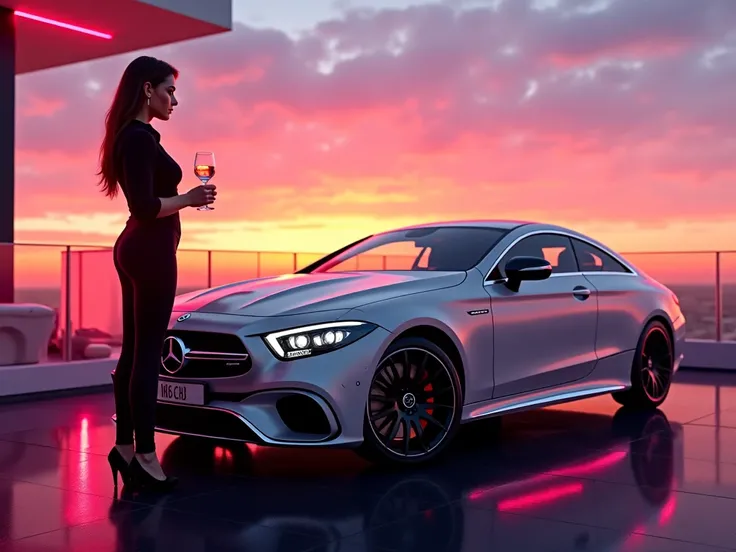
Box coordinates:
[96,55,178,198]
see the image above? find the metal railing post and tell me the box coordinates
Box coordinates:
[716,384,721,483]
[207,250,212,288]
[715,251,722,342]
[64,245,72,361]
[256,252,261,277]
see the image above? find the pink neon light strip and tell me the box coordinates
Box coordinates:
[14,11,112,39]
[467,450,627,502]
[497,482,584,512]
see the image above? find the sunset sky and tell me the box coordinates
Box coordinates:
[13,0,736,256]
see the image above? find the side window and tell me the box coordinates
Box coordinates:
[570,238,631,273]
[493,234,579,278]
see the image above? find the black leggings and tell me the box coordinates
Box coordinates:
[112,226,178,454]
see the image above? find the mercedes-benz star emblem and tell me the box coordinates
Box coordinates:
[177,313,192,322]
[402,393,416,409]
[161,336,189,374]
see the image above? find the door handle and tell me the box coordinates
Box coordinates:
[572,286,591,300]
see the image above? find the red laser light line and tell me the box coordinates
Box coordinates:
[14,11,112,39]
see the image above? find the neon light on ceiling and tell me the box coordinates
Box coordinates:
[14,11,112,39]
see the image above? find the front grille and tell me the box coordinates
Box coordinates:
[155,402,261,442]
[166,330,246,352]
[160,330,252,378]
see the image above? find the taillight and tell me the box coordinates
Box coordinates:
[671,291,680,306]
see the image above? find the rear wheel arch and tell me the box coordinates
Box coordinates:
[643,312,675,353]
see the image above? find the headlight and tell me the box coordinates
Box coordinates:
[263,321,376,360]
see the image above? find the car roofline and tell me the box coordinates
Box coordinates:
[375,220,534,235]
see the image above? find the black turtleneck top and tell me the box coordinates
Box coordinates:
[114,119,183,242]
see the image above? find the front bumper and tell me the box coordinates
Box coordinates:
[149,312,392,448]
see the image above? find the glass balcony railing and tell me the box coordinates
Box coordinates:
[0,241,730,364]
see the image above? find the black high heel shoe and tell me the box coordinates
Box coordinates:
[108,446,132,488]
[129,456,178,492]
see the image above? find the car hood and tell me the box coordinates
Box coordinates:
[172,271,466,317]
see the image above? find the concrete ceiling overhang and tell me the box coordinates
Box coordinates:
[1,0,232,73]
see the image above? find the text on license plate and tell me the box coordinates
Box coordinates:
[157,381,205,405]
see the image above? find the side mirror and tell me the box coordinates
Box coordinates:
[504,256,552,292]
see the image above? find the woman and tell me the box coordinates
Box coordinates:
[97,55,216,491]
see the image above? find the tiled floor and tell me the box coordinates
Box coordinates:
[0,370,736,551]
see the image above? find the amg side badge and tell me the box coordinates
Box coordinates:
[467,309,489,316]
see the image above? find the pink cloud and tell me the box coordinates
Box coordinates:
[12,0,736,250]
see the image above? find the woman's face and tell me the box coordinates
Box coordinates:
[145,74,178,121]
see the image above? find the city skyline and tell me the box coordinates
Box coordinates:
[12,0,736,255]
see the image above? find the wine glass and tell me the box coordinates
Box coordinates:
[193,151,216,211]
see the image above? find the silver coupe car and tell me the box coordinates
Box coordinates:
[153,220,686,465]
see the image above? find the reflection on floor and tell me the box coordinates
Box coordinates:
[0,370,736,551]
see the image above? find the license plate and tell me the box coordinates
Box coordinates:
[157,381,205,406]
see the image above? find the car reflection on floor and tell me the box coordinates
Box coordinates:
[102,407,680,552]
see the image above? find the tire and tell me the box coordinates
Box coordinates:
[612,320,674,409]
[356,336,463,466]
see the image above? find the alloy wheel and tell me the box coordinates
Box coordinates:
[367,347,457,458]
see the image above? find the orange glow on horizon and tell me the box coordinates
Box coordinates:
[10,243,736,298]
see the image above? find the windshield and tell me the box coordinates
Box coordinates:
[300,226,510,273]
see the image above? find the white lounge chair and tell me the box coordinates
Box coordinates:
[0,303,56,366]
